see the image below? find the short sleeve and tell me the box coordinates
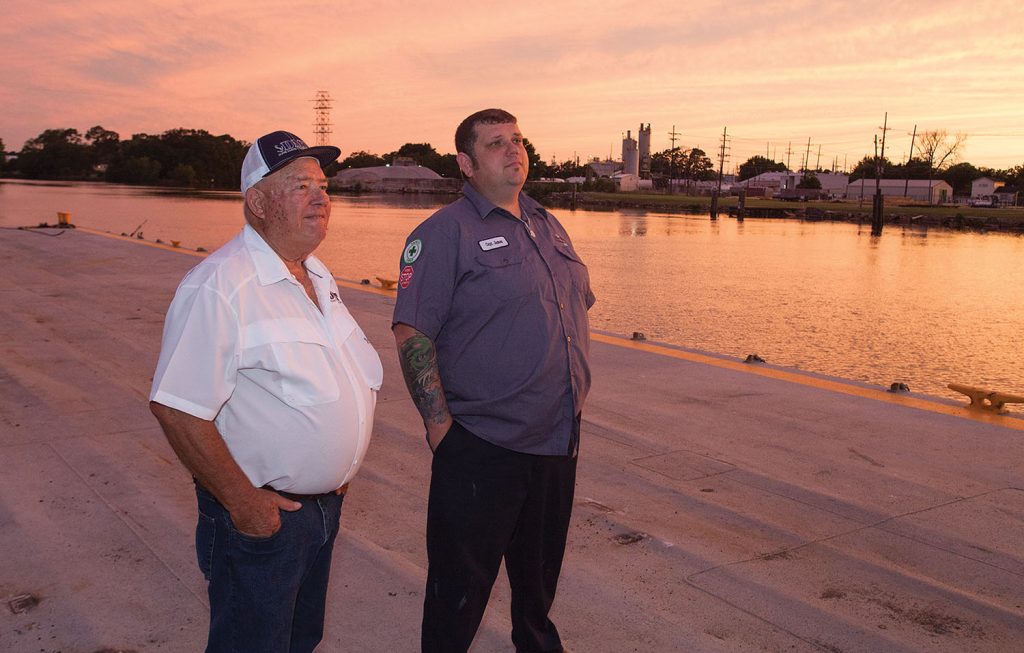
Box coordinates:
[150,280,240,420]
[392,221,458,340]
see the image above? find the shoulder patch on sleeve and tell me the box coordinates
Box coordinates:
[399,265,414,289]
[403,239,423,264]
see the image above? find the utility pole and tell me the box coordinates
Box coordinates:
[802,137,811,172]
[815,144,822,172]
[786,141,793,171]
[311,90,333,147]
[872,112,888,236]
[903,124,917,198]
[668,125,681,194]
[711,127,728,220]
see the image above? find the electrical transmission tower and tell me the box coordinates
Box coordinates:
[311,90,333,146]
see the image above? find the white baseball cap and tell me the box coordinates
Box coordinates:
[240,130,340,194]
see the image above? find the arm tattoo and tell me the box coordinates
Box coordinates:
[398,334,450,426]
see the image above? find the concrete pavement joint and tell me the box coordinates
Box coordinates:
[44,440,208,607]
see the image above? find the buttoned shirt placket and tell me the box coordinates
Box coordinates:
[509,200,581,453]
[294,265,371,478]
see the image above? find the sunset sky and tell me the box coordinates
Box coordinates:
[3,0,1022,172]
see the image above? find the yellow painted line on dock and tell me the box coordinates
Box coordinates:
[78,226,209,258]
[592,333,1024,431]
[78,225,1022,430]
[76,226,399,294]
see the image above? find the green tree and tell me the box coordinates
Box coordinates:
[738,155,787,181]
[796,173,821,189]
[168,163,198,187]
[15,128,93,179]
[434,153,460,178]
[85,126,120,166]
[339,150,385,169]
[849,155,896,181]
[522,138,549,179]
[106,129,245,188]
[0,137,5,175]
[941,162,980,196]
[551,158,586,179]
[679,148,715,181]
[1001,164,1024,188]
[106,156,162,184]
[649,148,680,176]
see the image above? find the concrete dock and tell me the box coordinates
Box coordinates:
[2,226,1023,652]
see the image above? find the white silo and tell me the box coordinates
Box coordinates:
[622,130,639,176]
[638,124,651,179]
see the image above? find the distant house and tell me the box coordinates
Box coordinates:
[330,165,460,193]
[845,179,953,204]
[971,176,1004,198]
[993,186,1021,206]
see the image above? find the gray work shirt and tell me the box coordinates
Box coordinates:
[393,182,595,456]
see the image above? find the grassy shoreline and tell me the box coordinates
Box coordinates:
[539,190,1024,231]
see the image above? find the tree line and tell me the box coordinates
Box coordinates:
[3,126,1022,196]
[1,127,249,189]
[0,127,550,189]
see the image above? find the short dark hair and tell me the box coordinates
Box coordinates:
[455,108,517,164]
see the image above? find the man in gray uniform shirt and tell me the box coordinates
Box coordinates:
[392,108,595,653]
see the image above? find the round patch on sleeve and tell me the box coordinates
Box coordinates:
[399,265,414,289]
[403,239,422,264]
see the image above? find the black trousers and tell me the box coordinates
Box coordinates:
[422,421,577,653]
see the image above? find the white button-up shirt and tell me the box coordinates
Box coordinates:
[150,224,383,494]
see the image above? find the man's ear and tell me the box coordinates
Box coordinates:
[456,152,475,179]
[245,187,266,220]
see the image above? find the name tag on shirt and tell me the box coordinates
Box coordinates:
[479,236,509,251]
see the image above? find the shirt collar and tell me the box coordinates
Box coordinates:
[463,181,533,221]
[242,223,329,286]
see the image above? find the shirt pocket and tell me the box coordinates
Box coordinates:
[242,318,341,407]
[554,246,595,307]
[345,326,384,391]
[471,253,536,300]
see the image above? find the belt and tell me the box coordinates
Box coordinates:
[194,479,343,502]
[262,485,344,502]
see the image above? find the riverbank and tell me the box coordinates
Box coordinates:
[541,191,1024,232]
[3,226,1024,652]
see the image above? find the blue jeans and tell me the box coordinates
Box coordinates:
[195,484,344,653]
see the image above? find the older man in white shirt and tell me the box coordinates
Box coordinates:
[150,130,382,653]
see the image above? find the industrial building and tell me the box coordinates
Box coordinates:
[619,124,652,179]
[622,130,639,177]
[845,179,953,204]
[744,171,850,198]
[330,164,460,193]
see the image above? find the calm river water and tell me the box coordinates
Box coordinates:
[3,179,1022,403]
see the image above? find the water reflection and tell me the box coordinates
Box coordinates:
[1,180,1022,403]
